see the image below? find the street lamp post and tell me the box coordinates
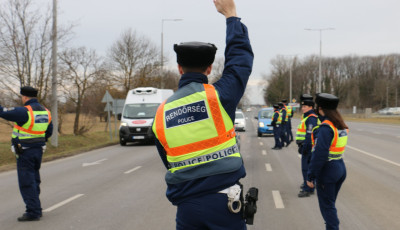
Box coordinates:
[161,18,183,88]
[305,28,334,93]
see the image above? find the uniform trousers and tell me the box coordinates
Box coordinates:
[301,152,314,192]
[280,123,289,145]
[273,125,282,148]
[176,193,246,230]
[316,159,346,230]
[287,118,293,142]
[16,147,43,218]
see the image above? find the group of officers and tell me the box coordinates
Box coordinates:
[0,0,348,229]
[270,93,348,230]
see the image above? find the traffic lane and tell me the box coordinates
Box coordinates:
[0,144,175,230]
[338,147,400,230]
[244,117,325,230]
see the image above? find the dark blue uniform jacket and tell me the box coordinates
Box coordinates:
[300,110,318,154]
[0,99,53,147]
[155,17,254,205]
[271,110,279,126]
[307,116,334,181]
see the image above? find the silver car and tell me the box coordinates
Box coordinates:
[235,110,246,131]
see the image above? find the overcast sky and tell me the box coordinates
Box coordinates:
[31,0,400,104]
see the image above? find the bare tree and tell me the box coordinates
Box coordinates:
[58,47,103,135]
[0,0,72,104]
[107,29,160,93]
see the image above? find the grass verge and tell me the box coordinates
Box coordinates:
[0,131,118,172]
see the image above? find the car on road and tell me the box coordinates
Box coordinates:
[255,107,274,137]
[377,107,400,115]
[235,110,246,131]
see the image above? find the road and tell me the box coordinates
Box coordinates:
[0,111,399,230]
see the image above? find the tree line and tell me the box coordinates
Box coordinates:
[264,54,400,111]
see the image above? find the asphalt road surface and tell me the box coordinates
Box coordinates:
[0,111,399,230]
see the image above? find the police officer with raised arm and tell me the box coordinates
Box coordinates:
[152,0,254,229]
[0,86,53,221]
[307,93,348,230]
[295,94,318,197]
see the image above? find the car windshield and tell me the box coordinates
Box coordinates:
[235,112,244,119]
[123,103,159,119]
[260,110,273,119]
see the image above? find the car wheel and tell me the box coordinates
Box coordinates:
[120,139,127,146]
[257,132,262,137]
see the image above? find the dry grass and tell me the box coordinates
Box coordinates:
[0,113,119,170]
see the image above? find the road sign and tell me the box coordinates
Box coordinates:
[101,91,113,103]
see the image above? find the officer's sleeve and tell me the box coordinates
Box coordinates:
[303,116,318,154]
[155,139,171,169]
[45,121,53,141]
[282,110,286,121]
[307,125,333,181]
[0,106,29,124]
[213,17,254,115]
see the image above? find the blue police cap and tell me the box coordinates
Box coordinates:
[316,93,339,110]
[174,42,217,68]
[20,86,38,97]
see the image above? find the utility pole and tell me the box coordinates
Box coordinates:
[50,0,58,147]
[305,28,335,93]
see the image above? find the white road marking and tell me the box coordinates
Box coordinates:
[298,154,301,158]
[347,145,400,168]
[259,142,264,146]
[43,194,84,212]
[265,163,272,172]
[262,150,267,156]
[124,166,142,174]
[373,132,381,135]
[272,190,285,209]
[82,158,107,167]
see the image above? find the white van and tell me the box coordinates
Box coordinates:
[119,87,173,145]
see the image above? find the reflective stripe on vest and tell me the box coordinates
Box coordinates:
[12,105,52,144]
[285,104,293,117]
[296,114,318,141]
[311,120,348,160]
[152,83,240,174]
[288,105,292,116]
[272,111,282,124]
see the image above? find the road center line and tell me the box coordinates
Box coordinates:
[262,150,267,156]
[347,145,400,168]
[43,194,84,212]
[272,190,285,209]
[124,166,142,174]
[259,142,264,146]
[265,163,272,172]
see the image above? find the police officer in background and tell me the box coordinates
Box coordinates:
[271,104,282,150]
[278,102,289,147]
[307,93,348,230]
[0,86,53,221]
[282,99,293,143]
[295,94,318,197]
[152,0,253,229]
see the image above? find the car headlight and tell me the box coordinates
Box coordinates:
[120,122,128,127]
[259,122,265,127]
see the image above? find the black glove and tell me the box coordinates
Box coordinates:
[297,144,303,154]
[271,121,276,127]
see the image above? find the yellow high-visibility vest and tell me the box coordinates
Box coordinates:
[152,83,242,183]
